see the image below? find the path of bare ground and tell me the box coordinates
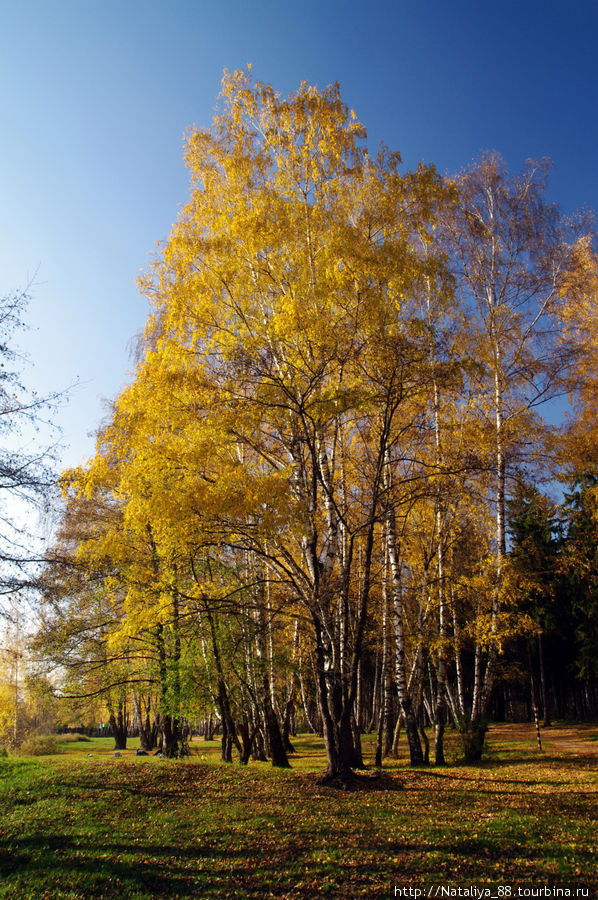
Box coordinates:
[488,722,598,754]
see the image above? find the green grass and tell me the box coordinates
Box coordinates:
[0,727,596,898]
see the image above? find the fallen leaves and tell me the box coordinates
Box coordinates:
[0,731,596,897]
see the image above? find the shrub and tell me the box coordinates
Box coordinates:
[0,746,8,758]
[19,735,60,756]
[59,733,91,743]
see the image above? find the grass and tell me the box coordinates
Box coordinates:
[0,726,596,898]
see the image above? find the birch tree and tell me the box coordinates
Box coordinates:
[441,153,574,755]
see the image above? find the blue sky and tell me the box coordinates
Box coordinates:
[1,0,597,473]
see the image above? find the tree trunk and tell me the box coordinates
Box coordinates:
[313,618,356,784]
[132,689,154,752]
[204,604,241,762]
[376,550,395,765]
[263,685,290,768]
[385,485,424,766]
[281,697,296,754]
[162,715,180,759]
[108,699,127,750]
[434,508,448,765]
[419,715,430,766]
[238,718,257,765]
[253,572,290,769]
[528,639,543,752]
[538,632,551,727]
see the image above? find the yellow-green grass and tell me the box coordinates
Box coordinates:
[0,726,596,898]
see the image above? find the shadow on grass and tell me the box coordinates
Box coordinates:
[0,832,291,898]
[383,833,598,881]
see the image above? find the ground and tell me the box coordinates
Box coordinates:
[0,724,596,898]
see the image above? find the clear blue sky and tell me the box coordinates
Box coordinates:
[1,0,597,472]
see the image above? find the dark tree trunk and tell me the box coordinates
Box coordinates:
[238,718,257,765]
[156,622,180,758]
[263,692,290,768]
[148,715,159,750]
[350,714,364,768]
[419,717,430,766]
[179,721,190,756]
[205,713,216,740]
[132,691,155,752]
[162,715,180,759]
[313,623,361,785]
[204,604,241,762]
[538,633,551,727]
[434,720,446,766]
[299,666,317,734]
[459,718,488,762]
[252,726,268,762]
[109,701,127,751]
[221,717,233,763]
[281,698,296,754]
[216,677,240,762]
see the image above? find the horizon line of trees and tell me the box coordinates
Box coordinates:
[7,71,597,780]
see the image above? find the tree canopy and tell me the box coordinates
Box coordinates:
[35,71,598,776]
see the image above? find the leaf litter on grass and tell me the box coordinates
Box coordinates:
[0,728,596,897]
